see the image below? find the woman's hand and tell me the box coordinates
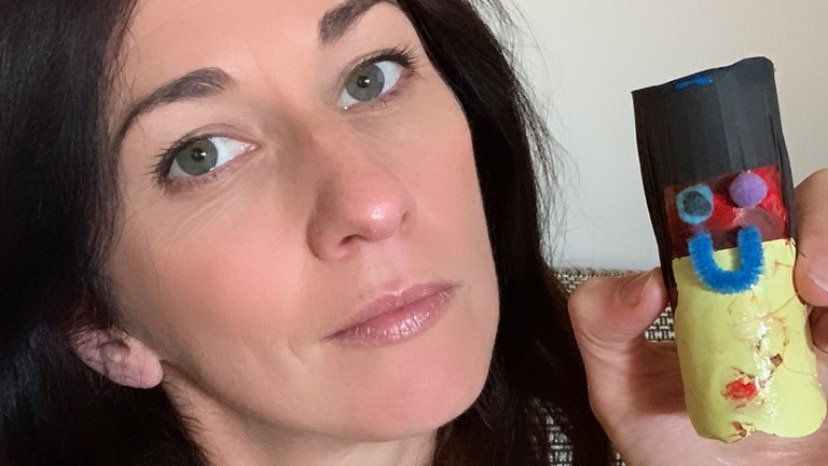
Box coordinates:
[569,169,828,466]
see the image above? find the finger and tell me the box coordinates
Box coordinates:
[795,168,828,307]
[568,269,668,362]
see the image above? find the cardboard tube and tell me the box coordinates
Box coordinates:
[633,57,825,442]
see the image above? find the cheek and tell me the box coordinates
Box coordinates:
[390,88,488,246]
[107,189,312,362]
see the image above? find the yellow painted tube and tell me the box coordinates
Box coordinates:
[673,239,825,442]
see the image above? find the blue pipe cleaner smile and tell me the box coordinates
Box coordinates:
[687,226,764,294]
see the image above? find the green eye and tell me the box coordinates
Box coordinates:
[172,138,219,177]
[168,136,252,179]
[339,60,403,108]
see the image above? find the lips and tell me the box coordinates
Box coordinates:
[328,283,457,345]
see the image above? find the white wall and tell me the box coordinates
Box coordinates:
[507,1,828,270]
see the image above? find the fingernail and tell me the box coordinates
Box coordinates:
[620,271,654,307]
[801,252,828,294]
[809,265,828,294]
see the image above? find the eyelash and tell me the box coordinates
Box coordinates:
[341,46,419,110]
[152,134,254,192]
[153,132,215,190]
[152,46,420,189]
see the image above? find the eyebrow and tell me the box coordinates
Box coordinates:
[112,67,234,150]
[114,0,390,148]
[319,0,390,44]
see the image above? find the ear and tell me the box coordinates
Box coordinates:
[71,327,164,389]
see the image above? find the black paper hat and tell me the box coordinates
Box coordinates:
[633,57,795,290]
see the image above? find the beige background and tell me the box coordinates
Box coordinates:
[506,1,828,269]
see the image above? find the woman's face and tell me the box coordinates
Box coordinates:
[108,0,499,449]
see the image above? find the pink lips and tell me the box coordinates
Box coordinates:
[329,283,457,345]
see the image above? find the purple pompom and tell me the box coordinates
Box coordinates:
[729,171,767,208]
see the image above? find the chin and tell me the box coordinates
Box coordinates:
[345,368,491,444]
[339,302,497,443]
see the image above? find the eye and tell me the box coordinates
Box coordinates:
[338,60,404,108]
[167,136,253,179]
[729,171,767,208]
[676,184,714,225]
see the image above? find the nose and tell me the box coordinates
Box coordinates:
[305,136,416,261]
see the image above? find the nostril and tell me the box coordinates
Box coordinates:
[339,234,359,248]
[400,211,412,232]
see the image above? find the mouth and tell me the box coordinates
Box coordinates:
[328,282,457,346]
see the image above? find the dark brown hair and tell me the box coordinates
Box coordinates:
[0,1,609,464]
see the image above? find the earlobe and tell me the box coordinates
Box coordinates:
[71,328,164,389]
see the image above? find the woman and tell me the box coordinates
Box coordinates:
[1,1,827,465]
[1,0,607,464]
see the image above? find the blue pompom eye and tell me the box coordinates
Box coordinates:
[676,184,714,225]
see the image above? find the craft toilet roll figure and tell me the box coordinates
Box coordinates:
[633,57,825,442]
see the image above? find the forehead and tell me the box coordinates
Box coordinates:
[116,0,395,102]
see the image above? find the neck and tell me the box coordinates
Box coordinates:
[201,429,436,466]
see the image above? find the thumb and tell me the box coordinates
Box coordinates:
[794,169,828,307]
[568,269,668,364]
[568,269,674,425]
[793,169,828,353]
